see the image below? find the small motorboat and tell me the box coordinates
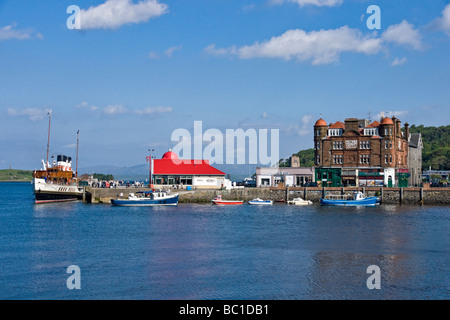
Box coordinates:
[287,197,313,206]
[248,198,273,205]
[111,190,179,206]
[320,191,378,207]
[212,195,243,205]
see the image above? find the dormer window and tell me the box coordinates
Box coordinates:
[364,128,378,136]
[328,129,343,136]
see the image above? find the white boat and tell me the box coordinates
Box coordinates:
[287,197,313,205]
[111,191,179,206]
[33,112,83,204]
[248,198,273,205]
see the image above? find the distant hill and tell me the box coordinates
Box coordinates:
[278,149,314,167]
[409,124,449,170]
[0,169,33,181]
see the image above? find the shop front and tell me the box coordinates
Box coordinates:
[358,169,384,187]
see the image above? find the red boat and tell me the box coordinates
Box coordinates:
[212,195,244,205]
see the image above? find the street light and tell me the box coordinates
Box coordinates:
[146,149,154,187]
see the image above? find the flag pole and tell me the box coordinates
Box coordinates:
[46,110,52,170]
[76,130,79,182]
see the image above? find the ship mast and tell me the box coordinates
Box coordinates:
[46,110,52,169]
[76,130,79,181]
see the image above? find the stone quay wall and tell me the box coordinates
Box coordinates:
[84,186,450,205]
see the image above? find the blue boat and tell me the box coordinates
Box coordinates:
[111,191,179,206]
[320,192,379,207]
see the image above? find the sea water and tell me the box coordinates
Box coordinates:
[0,182,448,300]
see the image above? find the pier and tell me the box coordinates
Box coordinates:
[83,186,450,205]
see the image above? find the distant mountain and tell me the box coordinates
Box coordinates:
[79,164,149,181]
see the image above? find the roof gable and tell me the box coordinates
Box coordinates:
[153,159,226,176]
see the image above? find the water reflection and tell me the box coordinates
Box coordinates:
[0,182,448,299]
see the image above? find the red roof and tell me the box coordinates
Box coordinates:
[314,118,327,127]
[162,150,178,160]
[153,159,226,176]
[328,121,345,129]
[380,117,394,125]
[367,120,380,128]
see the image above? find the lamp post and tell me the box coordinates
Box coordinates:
[146,149,154,187]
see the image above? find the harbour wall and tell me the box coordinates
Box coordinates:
[84,186,450,205]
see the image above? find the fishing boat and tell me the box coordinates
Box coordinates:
[32,112,83,204]
[248,198,273,205]
[111,191,179,206]
[320,192,379,206]
[212,195,243,205]
[287,197,313,205]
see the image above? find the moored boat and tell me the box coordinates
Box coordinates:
[212,195,243,205]
[287,197,313,206]
[320,192,379,206]
[111,191,179,206]
[248,198,273,205]
[32,112,83,204]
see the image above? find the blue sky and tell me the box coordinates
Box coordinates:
[1,0,449,171]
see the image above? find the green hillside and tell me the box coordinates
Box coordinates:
[278,148,314,167]
[409,124,449,170]
[0,169,33,181]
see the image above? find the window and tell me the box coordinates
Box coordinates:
[328,129,343,136]
[360,154,370,164]
[385,155,388,164]
[390,154,393,163]
[360,141,370,149]
[364,128,378,136]
[334,141,343,150]
[333,154,343,164]
[317,155,320,164]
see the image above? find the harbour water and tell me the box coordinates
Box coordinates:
[0,182,448,300]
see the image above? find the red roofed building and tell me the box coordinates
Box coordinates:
[152,150,227,189]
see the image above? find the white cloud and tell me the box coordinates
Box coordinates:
[382,20,422,50]
[164,46,182,57]
[134,106,173,115]
[206,26,382,65]
[271,0,343,7]
[7,108,52,121]
[76,101,98,111]
[0,24,42,41]
[391,57,407,66]
[285,115,312,136]
[79,0,169,30]
[206,20,423,65]
[376,110,409,119]
[432,4,450,35]
[103,105,128,115]
[149,46,182,59]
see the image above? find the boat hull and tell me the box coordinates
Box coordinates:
[212,200,244,205]
[33,179,83,204]
[248,201,273,205]
[111,194,179,206]
[288,201,312,205]
[319,197,378,206]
